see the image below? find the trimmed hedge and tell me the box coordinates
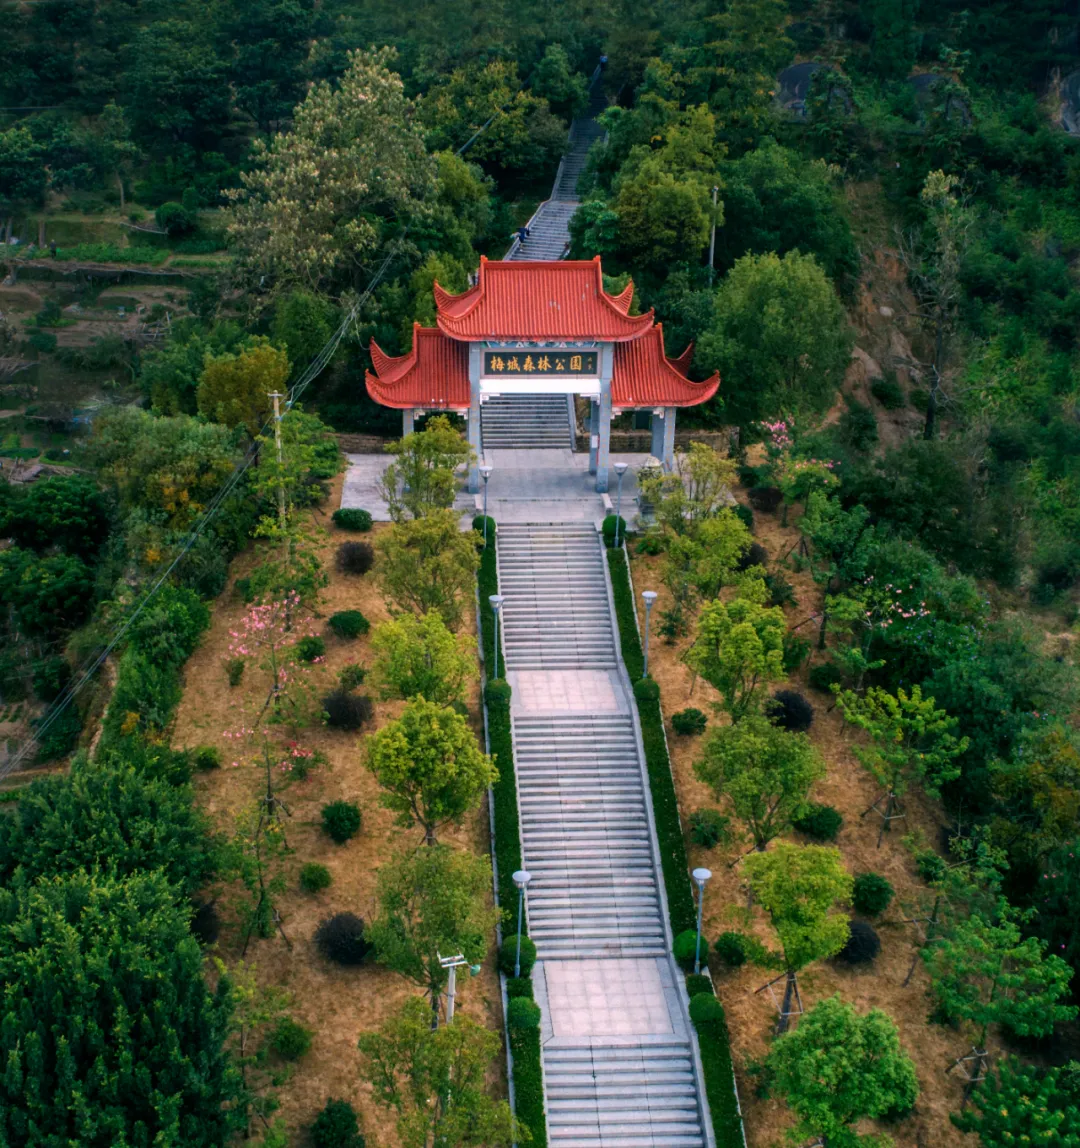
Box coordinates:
[499,935,537,977]
[607,548,695,935]
[509,1021,546,1147]
[689,990,744,1148]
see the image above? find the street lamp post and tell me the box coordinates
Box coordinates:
[512,869,532,977]
[489,595,505,678]
[641,590,657,678]
[479,465,492,546]
[613,461,628,548]
[692,868,712,975]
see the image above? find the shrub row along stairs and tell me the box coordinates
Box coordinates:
[497,521,710,1148]
[480,393,575,451]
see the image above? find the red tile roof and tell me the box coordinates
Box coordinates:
[611,326,720,408]
[364,324,470,410]
[435,256,655,342]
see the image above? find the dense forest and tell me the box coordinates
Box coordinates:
[2,0,1080,1145]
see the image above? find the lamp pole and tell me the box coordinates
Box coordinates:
[613,461,628,548]
[489,595,505,678]
[479,465,492,546]
[692,868,712,975]
[438,951,472,1024]
[641,590,657,678]
[512,869,532,977]
[708,185,719,286]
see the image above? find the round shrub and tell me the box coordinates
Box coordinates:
[498,935,537,977]
[915,848,947,885]
[852,872,894,917]
[767,689,814,733]
[601,514,627,546]
[685,973,713,998]
[297,635,326,662]
[321,800,361,844]
[337,541,375,575]
[311,1098,365,1148]
[300,862,332,893]
[323,690,373,730]
[672,707,707,736]
[737,464,761,488]
[793,802,843,842]
[506,976,533,1000]
[808,661,844,693]
[871,376,905,410]
[338,663,367,692]
[329,610,370,639]
[507,997,541,1030]
[732,503,754,531]
[748,485,783,512]
[155,200,195,234]
[193,745,221,771]
[271,1016,313,1061]
[633,676,660,702]
[765,571,796,608]
[485,678,511,710]
[332,508,373,532]
[736,541,769,572]
[688,993,726,1025]
[713,931,751,968]
[836,919,880,965]
[690,808,730,849]
[315,912,372,966]
[673,929,709,971]
[472,514,495,539]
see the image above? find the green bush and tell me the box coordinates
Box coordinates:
[311,1099,365,1148]
[507,997,542,1030]
[329,610,369,639]
[28,331,57,354]
[732,503,754,531]
[486,678,511,710]
[509,1019,546,1147]
[234,577,255,604]
[270,1017,313,1061]
[506,976,534,1000]
[636,530,665,555]
[332,508,373,532]
[852,872,894,917]
[224,657,245,687]
[337,541,375,575]
[689,989,743,1145]
[193,746,221,771]
[315,912,371,966]
[300,862,332,893]
[808,661,844,693]
[155,201,196,234]
[322,690,373,729]
[633,676,660,702]
[840,399,878,451]
[793,802,843,841]
[297,635,326,662]
[673,929,709,971]
[871,376,905,409]
[471,515,495,542]
[321,800,361,844]
[31,656,70,703]
[498,935,537,977]
[685,973,714,998]
[672,707,707,736]
[689,993,725,1024]
[601,514,627,546]
[338,663,367,692]
[915,849,947,885]
[782,631,812,673]
[690,808,731,849]
[713,931,751,968]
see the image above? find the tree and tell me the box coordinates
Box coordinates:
[767,995,919,1147]
[0,757,214,898]
[745,843,852,1031]
[697,250,853,426]
[529,44,587,119]
[953,1057,1080,1148]
[0,474,109,560]
[685,578,786,720]
[197,339,291,437]
[358,996,518,1148]
[637,442,739,535]
[271,288,337,368]
[377,414,472,522]
[370,610,476,706]
[228,47,436,299]
[0,548,94,638]
[800,491,875,651]
[367,845,499,1022]
[366,698,496,845]
[866,0,918,80]
[0,872,240,1146]
[694,714,825,854]
[375,510,480,630]
[835,685,968,844]
[0,126,46,224]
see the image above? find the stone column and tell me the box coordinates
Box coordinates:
[595,344,614,492]
[402,408,415,438]
[467,344,482,492]
[588,398,600,475]
[650,407,676,470]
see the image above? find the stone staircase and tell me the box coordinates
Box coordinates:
[544,1037,706,1148]
[511,201,579,261]
[553,82,608,202]
[481,393,574,451]
[497,523,616,668]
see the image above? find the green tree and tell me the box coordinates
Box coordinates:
[271,288,337,370]
[140,320,250,417]
[694,714,825,854]
[0,872,240,1146]
[197,339,291,437]
[367,845,499,1022]
[0,548,94,638]
[0,758,214,897]
[0,125,46,219]
[358,996,518,1148]
[378,414,472,523]
[698,250,853,426]
[370,610,476,706]
[767,995,919,1147]
[228,47,436,299]
[229,800,290,955]
[375,510,480,630]
[745,843,852,1031]
[953,1057,1080,1148]
[366,697,496,845]
[637,441,739,535]
[800,491,875,651]
[866,0,918,80]
[0,474,109,560]
[529,44,588,119]
[685,578,786,719]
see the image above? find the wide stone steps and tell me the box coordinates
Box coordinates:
[481,394,573,450]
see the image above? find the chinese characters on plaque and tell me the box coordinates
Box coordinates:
[483,350,598,376]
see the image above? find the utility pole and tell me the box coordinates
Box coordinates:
[708,186,719,286]
[268,391,289,576]
[438,951,473,1024]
